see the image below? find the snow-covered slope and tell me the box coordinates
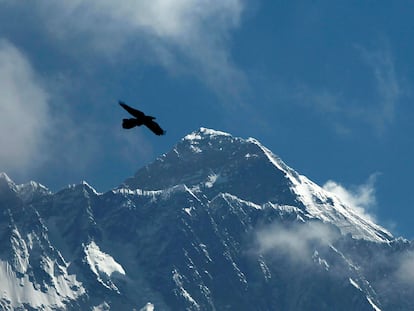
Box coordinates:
[0,128,413,310]
[0,174,85,310]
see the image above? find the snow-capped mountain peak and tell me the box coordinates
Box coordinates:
[183,127,232,142]
[1,128,412,310]
[125,128,392,242]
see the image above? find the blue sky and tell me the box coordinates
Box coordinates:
[0,1,413,238]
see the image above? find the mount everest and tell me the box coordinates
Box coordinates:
[0,128,413,310]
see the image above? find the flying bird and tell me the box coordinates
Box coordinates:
[119,101,166,136]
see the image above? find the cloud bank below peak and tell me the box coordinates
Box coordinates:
[255,221,340,264]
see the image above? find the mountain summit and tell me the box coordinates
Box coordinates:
[125,127,392,242]
[0,128,412,310]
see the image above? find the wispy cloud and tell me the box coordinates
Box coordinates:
[256,222,339,263]
[0,39,50,175]
[394,250,414,285]
[322,174,380,222]
[356,43,402,134]
[282,42,402,137]
[29,0,247,100]
[287,84,352,135]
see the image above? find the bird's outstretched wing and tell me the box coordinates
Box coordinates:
[145,119,166,136]
[119,101,146,119]
[122,118,139,129]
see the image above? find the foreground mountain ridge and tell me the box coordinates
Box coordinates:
[0,128,413,310]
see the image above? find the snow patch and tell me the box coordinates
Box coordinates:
[0,172,14,184]
[184,132,202,141]
[0,259,84,309]
[184,207,194,216]
[258,257,271,281]
[190,145,202,153]
[81,180,102,195]
[16,181,50,202]
[220,192,261,210]
[349,278,362,291]
[140,302,155,311]
[114,187,163,197]
[92,302,110,310]
[200,127,231,136]
[313,251,330,270]
[205,173,218,188]
[184,127,231,141]
[10,228,30,274]
[172,269,200,309]
[244,153,259,159]
[367,296,382,311]
[84,241,126,292]
[199,244,212,262]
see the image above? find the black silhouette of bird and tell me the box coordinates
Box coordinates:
[119,101,166,136]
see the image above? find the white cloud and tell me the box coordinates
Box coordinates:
[395,251,414,285]
[0,1,248,186]
[0,39,113,183]
[323,174,379,222]
[256,222,339,263]
[32,0,246,99]
[38,0,242,41]
[0,39,50,174]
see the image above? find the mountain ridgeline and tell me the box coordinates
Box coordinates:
[0,128,413,310]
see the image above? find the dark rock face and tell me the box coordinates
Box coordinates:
[0,129,412,310]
